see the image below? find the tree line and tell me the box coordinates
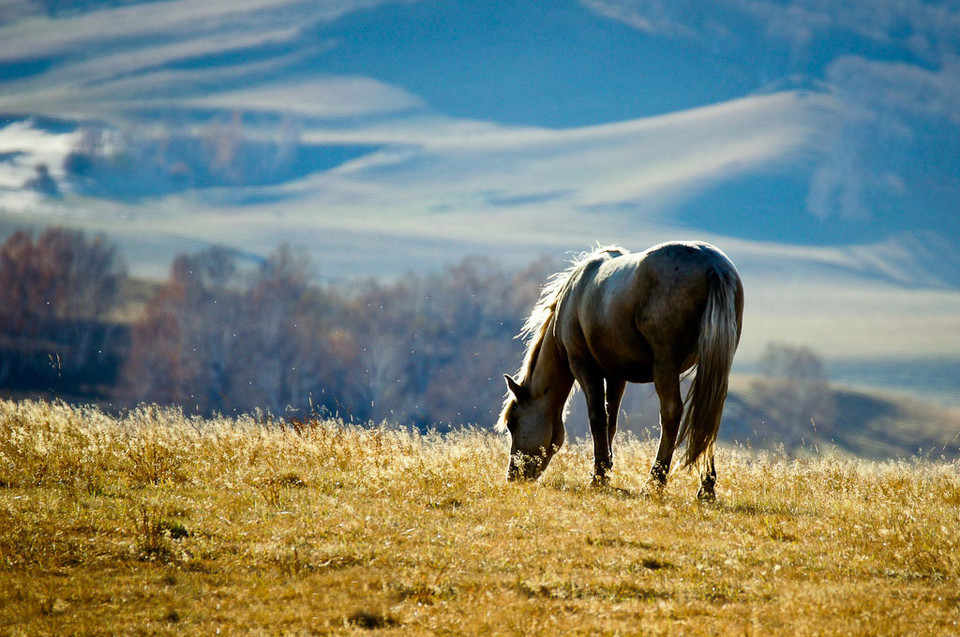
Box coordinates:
[0,227,125,393]
[0,226,552,429]
[0,226,836,441]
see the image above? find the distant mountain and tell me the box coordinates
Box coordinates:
[724,381,960,462]
[2,0,957,255]
[2,0,959,407]
[563,376,960,461]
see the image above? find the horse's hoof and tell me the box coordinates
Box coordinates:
[640,479,666,500]
[696,487,717,504]
[591,474,610,489]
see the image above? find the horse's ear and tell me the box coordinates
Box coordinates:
[504,374,525,399]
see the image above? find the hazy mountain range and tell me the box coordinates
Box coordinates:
[1,0,959,404]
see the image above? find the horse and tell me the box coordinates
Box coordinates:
[496,241,743,500]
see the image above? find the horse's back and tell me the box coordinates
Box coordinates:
[561,242,740,381]
[636,241,738,279]
[583,241,734,317]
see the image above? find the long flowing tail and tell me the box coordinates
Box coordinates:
[677,264,741,469]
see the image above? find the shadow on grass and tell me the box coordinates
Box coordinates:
[347,609,400,629]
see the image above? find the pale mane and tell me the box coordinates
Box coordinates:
[495,244,628,432]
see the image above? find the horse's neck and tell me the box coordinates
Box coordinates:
[528,326,575,417]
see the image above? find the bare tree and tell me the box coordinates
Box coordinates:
[236,245,334,416]
[122,247,243,412]
[118,247,551,426]
[752,342,837,452]
[0,227,125,385]
[122,245,363,417]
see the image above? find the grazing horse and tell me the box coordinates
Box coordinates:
[496,242,743,500]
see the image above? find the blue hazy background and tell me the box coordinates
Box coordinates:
[1,0,959,405]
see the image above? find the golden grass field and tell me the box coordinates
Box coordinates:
[1,399,959,635]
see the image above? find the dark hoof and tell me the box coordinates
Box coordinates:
[696,486,717,503]
[640,478,666,500]
[591,474,610,488]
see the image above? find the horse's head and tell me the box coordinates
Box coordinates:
[499,374,564,481]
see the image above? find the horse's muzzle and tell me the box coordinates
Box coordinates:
[507,452,544,481]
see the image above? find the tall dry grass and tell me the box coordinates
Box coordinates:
[1,399,959,635]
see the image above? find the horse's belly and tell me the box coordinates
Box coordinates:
[587,330,655,383]
[615,364,655,384]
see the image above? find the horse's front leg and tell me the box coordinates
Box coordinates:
[646,365,682,493]
[574,367,612,486]
[605,379,626,453]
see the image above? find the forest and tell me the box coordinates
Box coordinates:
[3,225,959,460]
[0,226,554,429]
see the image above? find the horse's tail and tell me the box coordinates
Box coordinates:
[678,262,742,469]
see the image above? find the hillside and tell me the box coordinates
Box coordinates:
[558,376,960,463]
[724,377,960,462]
[1,400,958,634]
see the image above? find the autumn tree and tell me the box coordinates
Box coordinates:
[348,255,550,429]
[121,247,244,411]
[0,227,126,387]
[233,245,360,416]
[119,245,552,426]
[121,245,361,417]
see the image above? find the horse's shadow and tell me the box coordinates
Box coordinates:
[542,481,650,500]
[543,480,732,507]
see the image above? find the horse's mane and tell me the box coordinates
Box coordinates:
[496,244,628,432]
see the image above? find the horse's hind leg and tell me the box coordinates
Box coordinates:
[647,365,682,491]
[697,452,717,502]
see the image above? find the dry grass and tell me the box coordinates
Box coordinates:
[1,399,959,635]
